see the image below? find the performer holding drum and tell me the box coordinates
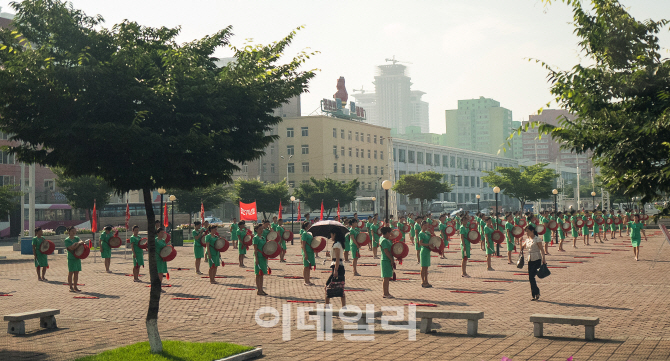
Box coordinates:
[407,214,416,245]
[192,221,206,275]
[459,216,471,278]
[505,214,515,264]
[483,217,495,271]
[275,219,287,262]
[301,221,316,285]
[253,224,269,296]
[413,216,423,264]
[230,218,239,249]
[235,221,248,268]
[205,225,222,284]
[570,210,580,248]
[348,219,362,276]
[379,226,397,298]
[32,227,49,281]
[417,221,434,288]
[155,228,169,285]
[64,226,85,292]
[370,217,381,259]
[100,226,113,273]
[129,225,144,282]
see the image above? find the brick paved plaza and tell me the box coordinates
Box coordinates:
[1,230,669,361]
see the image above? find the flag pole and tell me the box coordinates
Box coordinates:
[124,194,128,260]
[93,199,97,264]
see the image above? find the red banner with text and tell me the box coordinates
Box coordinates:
[239,201,258,221]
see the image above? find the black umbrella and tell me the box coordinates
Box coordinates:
[309,220,348,244]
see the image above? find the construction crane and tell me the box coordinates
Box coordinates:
[353,86,366,94]
[385,55,412,65]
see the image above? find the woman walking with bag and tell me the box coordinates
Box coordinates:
[520,225,546,301]
[324,231,347,308]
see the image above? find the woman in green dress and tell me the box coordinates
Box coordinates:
[155,228,169,285]
[236,221,248,268]
[370,217,381,259]
[64,226,85,292]
[100,226,113,273]
[129,225,144,282]
[626,214,647,261]
[32,227,49,281]
[379,227,396,298]
[205,225,221,284]
[301,221,316,285]
[505,214,515,264]
[192,221,205,275]
[407,214,416,245]
[347,219,362,277]
[570,210,580,248]
[418,221,434,288]
[276,219,287,263]
[253,224,269,296]
[556,212,566,252]
[459,216,471,278]
[413,216,423,264]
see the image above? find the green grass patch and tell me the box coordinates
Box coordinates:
[183,239,194,243]
[74,340,253,361]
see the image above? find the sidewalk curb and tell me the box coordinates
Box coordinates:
[215,347,262,361]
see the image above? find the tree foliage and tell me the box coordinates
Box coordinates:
[392,171,452,215]
[168,185,230,216]
[522,0,670,217]
[293,177,359,217]
[0,0,315,353]
[234,179,290,220]
[53,168,112,213]
[0,185,22,219]
[482,164,558,210]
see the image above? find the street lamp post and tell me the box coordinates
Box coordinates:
[290,196,296,236]
[382,180,392,225]
[158,187,166,229]
[476,194,481,214]
[169,195,176,240]
[591,191,596,211]
[552,189,558,246]
[493,187,501,256]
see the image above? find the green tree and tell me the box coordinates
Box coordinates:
[0,185,22,220]
[392,171,452,215]
[525,0,670,217]
[293,177,359,218]
[168,184,230,234]
[234,179,290,221]
[53,168,112,222]
[0,0,315,353]
[481,164,559,211]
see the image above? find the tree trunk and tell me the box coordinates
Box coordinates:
[520,200,525,213]
[188,212,192,240]
[419,199,423,216]
[262,211,267,222]
[143,187,162,354]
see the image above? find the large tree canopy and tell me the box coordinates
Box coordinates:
[392,171,452,215]
[53,167,112,213]
[168,185,230,217]
[234,179,290,220]
[482,163,559,211]
[525,0,670,215]
[293,177,359,217]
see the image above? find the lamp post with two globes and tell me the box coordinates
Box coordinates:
[382,180,392,225]
[553,189,558,245]
[493,186,501,256]
[158,187,166,229]
[476,194,481,214]
[169,195,176,240]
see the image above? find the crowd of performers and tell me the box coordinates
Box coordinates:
[30,209,650,297]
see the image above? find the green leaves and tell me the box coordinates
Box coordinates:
[0,185,22,218]
[52,167,112,211]
[482,164,559,208]
[168,185,230,215]
[293,178,359,212]
[392,171,452,206]
[234,179,290,216]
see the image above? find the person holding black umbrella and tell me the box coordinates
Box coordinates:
[324,230,346,308]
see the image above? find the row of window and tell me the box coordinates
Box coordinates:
[332,163,384,176]
[394,148,512,170]
[0,151,15,164]
[332,146,384,160]
[286,163,310,173]
[331,128,385,145]
[286,127,309,137]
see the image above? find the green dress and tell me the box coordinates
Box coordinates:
[380,236,393,278]
[155,238,168,274]
[230,223,239,241]
[460,225,471,259]
[370,223,380,247]
[237,228,248,255]
[581,215,589,235]
[276,225,287,250]
[64,236,82,272]
[570,216,579,237]
[505,221,514,252]
[206,234,221,268]
[349,227,360,259]
[130,235,144,268]
[483,226,494,255]
[413,223,422,251]
[193,229,205,259]
[301,231,315,267]
[628,221,643,247]
[253,234,268,275]
[32,236,48,267]
[418,231,432,267]
[100,232,112,259]
[408,218,416,238]
[557,218,566,239]
[542,219,552,243]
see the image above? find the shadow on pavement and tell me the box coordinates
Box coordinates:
[540,335,625,343]
[168,292,213,299]
[396,298,468,306]
[0,350,51,360]
[539,300,631,311]
[79,291,120,299]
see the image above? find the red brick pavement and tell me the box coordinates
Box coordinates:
[1,231,669,360]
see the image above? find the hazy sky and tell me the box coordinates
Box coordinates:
[2,0,669,133]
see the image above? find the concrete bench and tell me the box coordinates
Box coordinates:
[416,310,484,335]
[530,314,599,340]
[55,247,65,254]
[5,309,60,335]
[308,308,383,330]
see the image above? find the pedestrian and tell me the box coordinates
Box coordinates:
[129,225,144,282]
[379,226,396,298]
[483,217,495,271]
[277,219,287,262]
[253,223,269,296]
[235,221,248,268]
[520,225,546,301]
[155,228,169,286]
[230,217,239,249]
[192,221,205,275]
[100,225,113,273]
[205,225,221,284]
[301,221,315,285]
[413,215,423,264]
[459,216,471,278]
[417,221,433,287]
[348,219,362,276]
[64,226,84,292]
[324,231,346,308]
[625,214,647,261]
[32,227,49,281]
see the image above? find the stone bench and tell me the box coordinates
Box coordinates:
[530,314,599,340]
[416,310,484,335]
[308,308,383,330]
[5,309,60,335]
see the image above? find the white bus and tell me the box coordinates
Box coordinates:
[429,201,458,215]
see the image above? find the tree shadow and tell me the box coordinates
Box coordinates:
[79,291,120,299]
[429,330,507,338]
[11,325,69,337]
[439,287,504,295]
[223,283,255,288]
[538,300,631,311]
[0,259,32,265]
[395,298,468,306]
[540,335,625,343]
[0,350,51,359]
[167,292,213,299]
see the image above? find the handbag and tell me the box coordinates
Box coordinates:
[516,250,525,269]
[537,263,551,279]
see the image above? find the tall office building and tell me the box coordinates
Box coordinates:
[409,91,429,133]
[511,120,523,160]
[444,96,513,158]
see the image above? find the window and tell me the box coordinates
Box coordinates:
[381,167,384,175]
[450,156,455,167]
[393,148,396,161]
[368,166,371,175]
[471,159,475,169]
[465,193,470,202]
[374,166,378,175]
[457,157,462,168]
[408,150,415,163]
[301,127,308,136]
[302,162,309,173]
[399,149,406,163]
[426,153,432,165]
[333,163,338,173]
[349,164,353,174]
[417,152,424,164]
[477,177,480,187]
[443,155,448,167]
[341,146,344,156]
[349,148,352,157]
[341,129,345,139]
[450,175,455,184]
[368,150,371,158]
[243,163,248,173]
[44,179,55,191]
[367,134,371,143]
[464,176,470,187]
[271,163,275,173]
[0,151,15,164]
[368,183,372,191]
[471,176,475,187]
[270,145,274,155]
[355,132,359,141]
[333,145,337,156]
[374,150,378,159]
[262,163,267,173]
[288,163,295,173]
[356,148,359,158]
[287,145,294,155]
[380,151,384,160]
[333,128,337,138]
[348,131,352,140]
[464,158,469,170]
[356,165,360,174]
[286,128,294,137]
[380,137,384,145]
[302,145,309,155]
[289,181,295,188]
[0,175,15,186]
[374,135,377,144]
[341,164,345,173]
[458,176,463,186]
[0,132,9,140]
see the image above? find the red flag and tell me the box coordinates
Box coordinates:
[320,201,324,221]
[125,200,130,230]
[337,202,340,218]
[163,203,168,227]
[200,202,205,224]
[278,200,282,220]
[297,203,301,221]
[239,201,257,221]
[91,201,97,233]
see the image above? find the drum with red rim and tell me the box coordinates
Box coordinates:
[242,234,254,247]
[605,218,613,225]
[214,238,229,252]
[160,245,177,262]
[548,220,558,231]
[512,225,524,238]
[445,225,456,237]
[376,227,382,236]
[358,221,366,228]
[586,219,594,227]
[536,224,547,235]
[576,219,585,228]
[108,236,123,248]
[428,236,444,253]
[74,242,90,259]
[310,236,327,253]
[402,223,411,233]
[467,230,481,244]
[595,217,604,225]
[262,241,281,258]
[266,231,280,243]
[282,230,293,241]
[491,230,505,244]
[517,219,527,227]
[356,232,371,247]
[389,229,402,241]
[614,217,622,225]
[138,237,149,249]
[39,239,55,255]
[392,242,409,259]
[561,222,571,232]
[469,222,478,230]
